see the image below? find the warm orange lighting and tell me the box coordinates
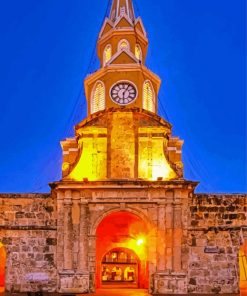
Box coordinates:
[138,130,177,181]
[69,129,107,181]
[136,238,145,246]
[96,211,150,289]
[0,242,6,293]
[240,241,247,291]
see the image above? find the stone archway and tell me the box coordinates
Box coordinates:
[240,240,247,295]
[95,210,151,290]
[0,242,6,293]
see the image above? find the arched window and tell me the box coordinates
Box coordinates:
[135,44,142,61]
[103,44,112,65]
[118,39,130,51]
[143,81,155,112]
[91,81,105,114]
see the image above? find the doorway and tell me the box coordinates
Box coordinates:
[95,211,149,289]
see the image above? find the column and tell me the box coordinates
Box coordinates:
[63,199,73,270]
[173,200,182,271]
[165,197,173,270]
[77,200,89,271]
[157,203,166,271]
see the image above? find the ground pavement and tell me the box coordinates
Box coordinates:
[87,289,150,296]
[1,289,246,295]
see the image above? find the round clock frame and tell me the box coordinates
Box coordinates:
[110,80,138,105]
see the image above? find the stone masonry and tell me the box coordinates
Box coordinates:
[0,192,246,294]
[188,194,247,294]
[0,194,57,293]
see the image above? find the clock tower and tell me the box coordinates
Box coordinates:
[85,0,160,114]
[60,0,185,182]
[52,0,197,294]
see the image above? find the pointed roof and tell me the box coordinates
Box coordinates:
[109,0,135,23]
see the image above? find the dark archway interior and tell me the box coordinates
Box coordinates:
[96,211,149,289]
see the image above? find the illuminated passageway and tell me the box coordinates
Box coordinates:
[240,240,247,296]
[0,243,6,293]
[96,211,150,289]
[88,289,151,296]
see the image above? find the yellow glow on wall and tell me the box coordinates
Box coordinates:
[91,81,105,114]
[136,238,145,246]
[240,249,247,288]
[143,81,155,113]
[135,44,142,61]
[104,44,112,65]
[110,112,135,179]
[126,237,147,261]
[138,136,177,181]
[69,134,107,181]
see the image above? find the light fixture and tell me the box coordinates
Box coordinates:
[136,238,144,246]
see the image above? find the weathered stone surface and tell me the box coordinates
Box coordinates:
[0,194,57,293]
[0,191,246,294]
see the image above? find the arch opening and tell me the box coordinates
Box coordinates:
[91,81,105,114]
[0,243,6,293]
[103,44,112,66]
[96,211,150,289]
[118,39,130,51]
[143,80,155,113]
[240,240,247,295]
[101,248,140,288]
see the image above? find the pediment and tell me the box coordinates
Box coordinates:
[114,15,133,28]
[135,17,147,37]
[109,49,138,65]
[99,19,113,38]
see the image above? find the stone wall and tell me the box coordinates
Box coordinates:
[0,194,57,293]
[0,192,246,294]
[188,194,247,294]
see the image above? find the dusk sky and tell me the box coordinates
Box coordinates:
[0,0,245,193]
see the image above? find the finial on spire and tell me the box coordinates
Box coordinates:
[109,0,135,22]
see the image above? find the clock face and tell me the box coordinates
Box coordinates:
[110,81,137,105]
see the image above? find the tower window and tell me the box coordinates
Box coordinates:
[135,44,142,61]
[118,39,130,51]
[103,44,112,66]
[91,81,105,114]
[143,81,155,112]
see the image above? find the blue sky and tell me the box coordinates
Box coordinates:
[0,0,246,193]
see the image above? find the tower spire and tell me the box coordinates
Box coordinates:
[109,0,135,22]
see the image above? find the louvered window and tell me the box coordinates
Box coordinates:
[143,81,155,112]
[135,44,142,61]
[91,82,105,114]
[104,45,112,65]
